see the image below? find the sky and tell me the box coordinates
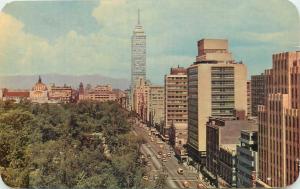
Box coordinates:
[0,0,299,85]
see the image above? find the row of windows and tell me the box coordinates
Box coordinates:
[167,119,187,122]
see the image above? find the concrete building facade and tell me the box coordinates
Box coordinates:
[237,129,258,188]
[187,39,247,164]
[258,51,300,187]
[2,89,30,103]
[48,84,72,103]
[149,85,164,125]
[169,123,188,161]
[30,76,49,103]
[84,85,117,102]
[164,66,188,141]
[251,73,266,117]
[133,77,150,123]
[206,117,256,187]
[131,10,146,107]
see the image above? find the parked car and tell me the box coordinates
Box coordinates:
[183,181,190,188]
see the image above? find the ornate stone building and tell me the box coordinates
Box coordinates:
[30,76,48,103]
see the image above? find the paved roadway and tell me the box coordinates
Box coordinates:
[133,119,210,189]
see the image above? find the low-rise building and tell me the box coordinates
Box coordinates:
[169,123,188,161]
[48,84,72,103]
[2,88,30,103]
[219,144,237,187]
[206,116,257,187]
[81,85,117,102]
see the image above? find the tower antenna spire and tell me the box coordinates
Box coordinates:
[138,8,140,25]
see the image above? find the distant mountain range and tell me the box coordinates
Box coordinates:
[0,74,130,90]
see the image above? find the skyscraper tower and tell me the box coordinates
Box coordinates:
[131,9,146,96]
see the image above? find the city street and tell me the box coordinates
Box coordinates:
[133,119,210,188]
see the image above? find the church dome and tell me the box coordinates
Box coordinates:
[32,76,47,91]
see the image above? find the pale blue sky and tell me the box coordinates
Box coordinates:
[0,0,299,84]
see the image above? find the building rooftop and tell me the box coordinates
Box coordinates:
[207,117,257,145]
[220,144,237,154]
[220,120,257,145]
[3,91,30,98]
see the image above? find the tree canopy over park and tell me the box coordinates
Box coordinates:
[0,100,151,188]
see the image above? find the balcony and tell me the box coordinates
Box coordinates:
[212,105,234,109]
[211,84,234,88]
[237,163,253,176]
[212,98,234,102]
[237,146,255,157]
[212,91,234,95]
[237,154,255,167]
[240,137,254,145]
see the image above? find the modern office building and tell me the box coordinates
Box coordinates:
[237,129,258,188]
[258,51,300,187]
[164,66,188,141]
[251,73,266,116]
[149,85,164,125]
[206,116,256,187]
[187,39,247,165]
[133,77,150,123]
[131,9,146,105]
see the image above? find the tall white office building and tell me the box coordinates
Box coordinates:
[131,9,146,94]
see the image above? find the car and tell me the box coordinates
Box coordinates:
[177,168,184,174]
[197,183,206,189]
[142,176,149,181]
[154,175,158,180]
[167,152,171,157]
[158,151,162,155]
[162,157,167,162]
[162,154,167,158]
[157,155,161,159]
[148,132,151,136]
[183,181,190,188]
[147,154,151,158]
